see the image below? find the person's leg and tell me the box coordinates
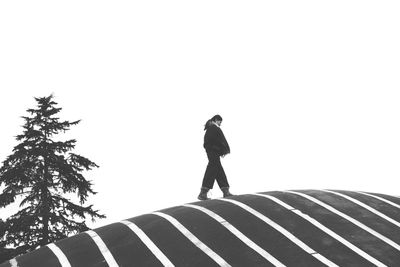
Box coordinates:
[215,160,233,197]
[215,160,229,188]
[201,151,219,189]
[197,187,210,200]
[220,186,233,197]
[198,151,219,200]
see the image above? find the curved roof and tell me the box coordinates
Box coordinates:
[2,189,400,266]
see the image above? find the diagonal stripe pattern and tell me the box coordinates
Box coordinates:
[183,203,286,267]
[253,193,387,267]
[3,189,400,267]
[120,220,174,267]
[85,230,119,266]
[47,243,71,267]
[285,190,400,252]
[152,211,232,267]
[321,190,400,228]
[357,191,400,209]
[219,198,339,267]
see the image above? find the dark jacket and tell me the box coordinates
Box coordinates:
[203,124,230,156]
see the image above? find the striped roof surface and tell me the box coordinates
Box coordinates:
[2,189,400,266]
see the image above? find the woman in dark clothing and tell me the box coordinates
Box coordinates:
[198,115,233,200]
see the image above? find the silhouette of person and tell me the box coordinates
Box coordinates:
[198,115,233,200]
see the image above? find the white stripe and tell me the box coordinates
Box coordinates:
[357,191,400,209]
[286,190,400,251]
[253,193,387,267]
[152,211,231,267]
[219,198,338,267]
[322,190,400,228]
[183,204,286,267]
[47,243,72,267]
[120,220,174,267]
[86,230,119,267]
[9,258,18,267]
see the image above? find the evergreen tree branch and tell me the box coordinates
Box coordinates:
[0,94,103,256]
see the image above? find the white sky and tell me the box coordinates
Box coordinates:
[1,1,400,228]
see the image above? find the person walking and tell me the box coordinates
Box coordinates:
[198,114,233,200]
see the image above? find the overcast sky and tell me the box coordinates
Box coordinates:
[1,1,400,228]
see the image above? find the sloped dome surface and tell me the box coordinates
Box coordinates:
[2,190,400,266]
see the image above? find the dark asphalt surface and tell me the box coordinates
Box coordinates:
[2,190,400,267]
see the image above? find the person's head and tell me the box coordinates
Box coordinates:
[211,115,222,126]
[204,114,223,130]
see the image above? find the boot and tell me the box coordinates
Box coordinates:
[198,187,210,200]
[221,187,233,198]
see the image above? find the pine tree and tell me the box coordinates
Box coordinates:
[0,95,104,258]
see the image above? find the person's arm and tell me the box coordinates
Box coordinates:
[217,128,230,156]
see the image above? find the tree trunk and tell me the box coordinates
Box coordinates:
[41,131,50,246]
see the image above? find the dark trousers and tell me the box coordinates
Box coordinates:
[201,151,229,189]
